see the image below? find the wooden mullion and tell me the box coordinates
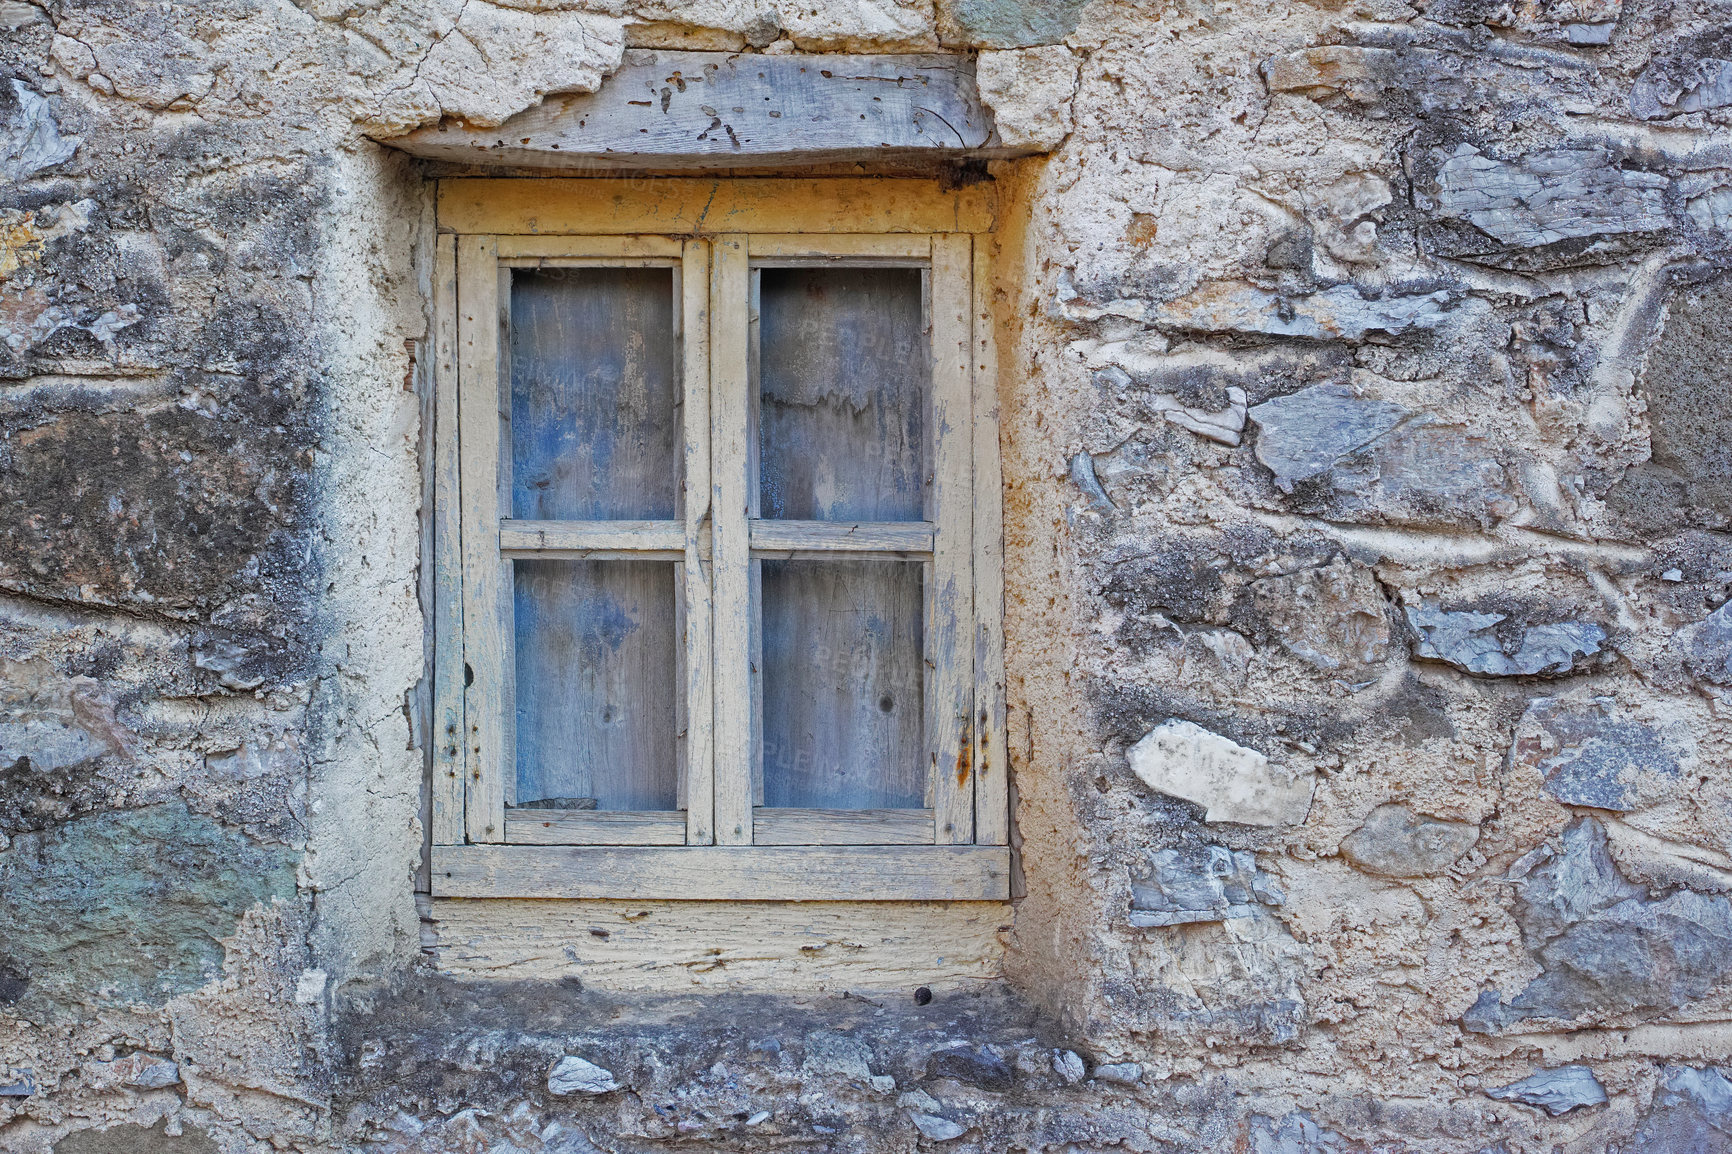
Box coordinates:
[458,235,508,843]
[971,235,1009,847]
[929,234,976,845]
[710,235,754,845]
[432,844,1011,901]
[431,235,465,845]
[753,808,935,846]
[507,810,687,846]
[495,235,683,259]
[682,238,716,846]
[499,519,686,558]
[748,520,934,558]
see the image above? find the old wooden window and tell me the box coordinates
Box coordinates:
[429,180,1007,901]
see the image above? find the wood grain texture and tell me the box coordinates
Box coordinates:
[500,520,686,557]
[749,519,933,557]
[433,235,466,845]
[507,809,686,845]
[750,234,932,260]
[709,236,754,845]
[496,236,683,259]
[391,53,1024,170]
[513,560,679,810]
[458,235,507,843]
[753,808,934,845]
[756,266,926,522]
[928,234,975,845]
[432,844,1011,900]
[508,266,680,521]
[682,239,716,846]
[971,235,1009,847]
[428,898,1010,991]
[439,179,995,237]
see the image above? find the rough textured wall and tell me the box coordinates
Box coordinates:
[3,0,1732,1151]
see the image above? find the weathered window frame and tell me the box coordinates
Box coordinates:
[429,179,1008,901]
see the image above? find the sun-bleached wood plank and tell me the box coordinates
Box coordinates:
[428,898,1011,991]
[749,234,932,260]
[929,234,975,845]
[748,520,934,557]
[682,239,716,846]
[392,53,1012,169]
[753,808,934,845]
[439,179,995,237]
[432,235,466,846]
[458,235,507,843]
[432,844,1011,900]
[971,235,1009,848]
[500,520,685,557]
[495,235,683,259]
[710,235,754,846]
[507,809,687,846]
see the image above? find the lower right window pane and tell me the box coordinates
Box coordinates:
[760,559,925,810]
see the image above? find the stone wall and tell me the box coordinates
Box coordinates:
[3,0,1732,1151]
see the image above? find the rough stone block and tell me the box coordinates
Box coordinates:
[1127,720,1314,827]
[1633,33,1732,119]
[1423,145,1668,249]
[1485,1065,1607,1115]
[1404,601,1606,677]
[1248,385,1409,493]
[1248,558,1391,674]
[1,79,79,182]
[1152,282,1479,342]
[926,1045,1013,1090]
[547,1055,619,1096]
[976,46,1076,150]
[1509,698,1687,811]
[1339,804,1479,877]
[802,1032,875,1082]
[1129,844,1283,927]
[936,0,1088,47]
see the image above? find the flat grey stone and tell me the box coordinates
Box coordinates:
[1129,844,1283,926]
[1405,602,1605,676]
[1068,450,1115,511]
[1249,385,1410,492]
[1485,1065,1607,1115]
[1093,1062,1142,1085]
[1680,601,1732,685]
[1430,145,1668,248]
[1340,804,1479,877]
[0,1068,32,1097]
[909,1112,968,1141]
[1154,283,1479,342]
[801,1032,874,1082]
[1511,697,1687,811]
[2,80,80,182]
[547,1055,618,1096]
[1052,1049,1085,1085]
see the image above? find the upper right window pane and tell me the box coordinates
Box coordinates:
[756,266,928,521]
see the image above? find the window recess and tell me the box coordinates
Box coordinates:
[430,181,1006,902]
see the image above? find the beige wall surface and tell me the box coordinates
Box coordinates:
[3,0,1732,1151]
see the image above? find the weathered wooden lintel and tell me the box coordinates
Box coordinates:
[384,51,1031,170]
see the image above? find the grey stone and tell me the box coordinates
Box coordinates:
[1093,1062,1142,1085]
[1510,698,1687,811]
[1340,804,1479,877]
[546,1055,618,1095]
[1249,385,1410,492]
[88,1053,181,1090]
[1661,1065,1732,1121]
[1068,450,1115,512]
[1464,819,1732,1029]
[0,1067,33,1096]
[1129,844,1283,927]
[1155,283,1479,342]
[53,1120,219,1154]
[1249,557,1390,674]
[1485,1065,1607,1115]
[802,1032,874,1082]
[1681,602,1732,685]
[1426,145,1668,249]
[926,1045,1012,1090]
[909,1112,968,1141]
[1633,34,1732,119]
[1324,420,1515,530]
[0,803,298,1010]
[1404,602,1606,676]
[1624,1065,1732,1152]
[2,80,79,182]
[1247,1111,1348,1154]
[937,0,1089,47]
[1052,1049,1084,1085]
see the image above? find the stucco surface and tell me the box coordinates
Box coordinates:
[5,0,1732,1150]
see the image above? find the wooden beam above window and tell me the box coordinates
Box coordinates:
[384,51,1031,170]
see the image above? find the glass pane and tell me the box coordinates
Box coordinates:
[514,560,678,811]
[757,267,926,521]
[760,560,924,809]
[510,267,679,520]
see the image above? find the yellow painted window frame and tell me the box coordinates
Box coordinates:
[429,180,1008,902]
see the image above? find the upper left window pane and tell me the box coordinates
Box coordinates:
[509,267,680,520]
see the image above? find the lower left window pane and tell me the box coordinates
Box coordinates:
[513,559,679,811]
